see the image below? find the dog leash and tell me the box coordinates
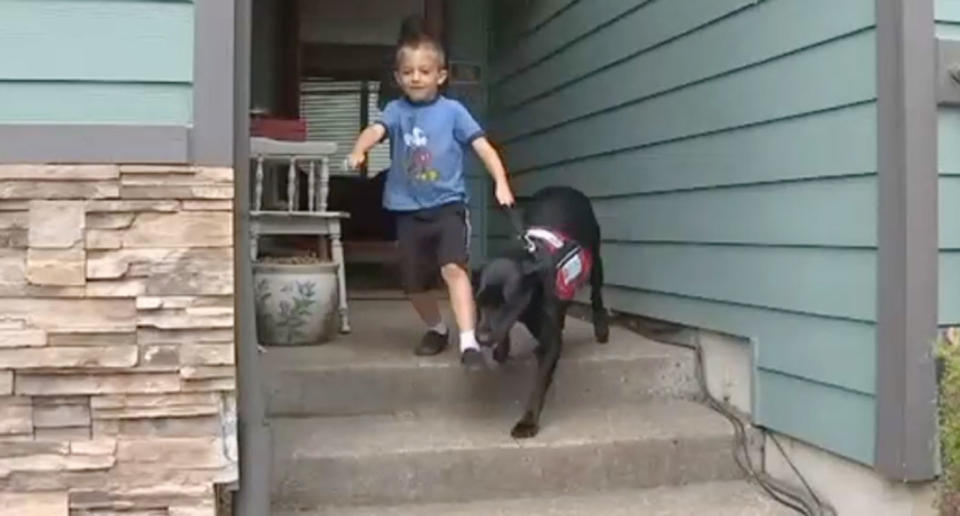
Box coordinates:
[505,206,537,253]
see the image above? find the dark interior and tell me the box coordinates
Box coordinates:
[250,0,446,290]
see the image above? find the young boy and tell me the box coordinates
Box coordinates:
[346,28,515,367]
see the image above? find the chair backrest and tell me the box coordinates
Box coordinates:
[250,137,338,213]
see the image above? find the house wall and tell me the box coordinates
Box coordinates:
[0,0,194,125]
[446,0,492,263]
[938,0,960,326]
[487,0,880,465]
[0,1,238,515]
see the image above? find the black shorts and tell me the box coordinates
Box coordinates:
[395,202,471,293]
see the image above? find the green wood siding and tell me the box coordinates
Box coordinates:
[939,1,960,325]
[447,0,493,262]
[489,0,878,465]
[0,0,194,125]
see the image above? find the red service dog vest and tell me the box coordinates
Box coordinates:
[524,228,593,301]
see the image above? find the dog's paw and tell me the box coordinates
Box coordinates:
[493,342,510,364]
[595,324,610,344]
[594,313,610,344]
[511,416,540,439]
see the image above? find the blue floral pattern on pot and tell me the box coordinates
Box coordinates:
[253,261,339,346]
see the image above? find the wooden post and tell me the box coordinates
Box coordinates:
[308,160,316,212]
[254,156,264,212]
[320,156,330,212]
[287,158,296,212]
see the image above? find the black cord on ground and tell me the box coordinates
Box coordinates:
[605,312,837,516]
[768,431,832,515]
[686,332,814,515]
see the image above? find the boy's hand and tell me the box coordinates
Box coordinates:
[346,125,385,172]
[345,152,366,172]
[495,180,515,207]
[472,137,515,207]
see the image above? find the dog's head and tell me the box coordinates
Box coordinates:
[472,254,545,347]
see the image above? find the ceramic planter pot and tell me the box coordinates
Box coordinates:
[253,261,339,346]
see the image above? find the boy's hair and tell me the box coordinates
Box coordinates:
[395,15,446,68]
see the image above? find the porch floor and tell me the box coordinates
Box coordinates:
[262,298,688,372]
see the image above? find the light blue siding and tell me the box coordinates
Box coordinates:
[491,0,577,60]
[0,0,194,125]
[593,283,878,464]
[506,103,877,195]
[756,370,876,464]
[596,285,876,398]
[493,174,877,247]
[498,29,876,172]
[492,0,875,140]
[0,82,192,125]
[939,2,960,326]
[597,244,876,321]
[489,0,878,464]
[938,0,960,36]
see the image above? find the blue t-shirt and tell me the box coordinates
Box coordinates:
[376,96,484,212]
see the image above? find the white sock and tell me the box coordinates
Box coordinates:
[460,330,479,353]
[429,321,448,335]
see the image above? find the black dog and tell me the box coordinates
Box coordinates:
[473,186,609,438]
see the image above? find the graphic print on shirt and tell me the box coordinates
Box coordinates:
[403,127,439,182]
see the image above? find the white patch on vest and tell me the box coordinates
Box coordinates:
[525,228,564,249]
[559,252,583,283]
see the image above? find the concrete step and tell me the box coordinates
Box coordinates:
[271,399,754,508]
[273,481,793,515]
[263,300,698,417]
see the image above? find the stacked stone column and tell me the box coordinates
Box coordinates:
[0,165,237,515]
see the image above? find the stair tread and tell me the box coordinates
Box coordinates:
[272,399,732,459]
[263,300,689,372]
[269,301,738,508]
[274,481,793,515]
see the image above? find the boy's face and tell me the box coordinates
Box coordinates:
[395,46,447,103]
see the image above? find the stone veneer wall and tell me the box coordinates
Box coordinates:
[0,165,237,516]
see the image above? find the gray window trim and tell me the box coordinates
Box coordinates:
[874,0,940,481]
[0,1,236,166]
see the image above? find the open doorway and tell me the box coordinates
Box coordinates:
[249,0,445,292]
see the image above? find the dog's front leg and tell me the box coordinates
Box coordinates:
[511,308,562,439]
[492,331,511,364]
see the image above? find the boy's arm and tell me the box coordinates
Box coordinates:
[346,124,387,170]
[471,136,515,207]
